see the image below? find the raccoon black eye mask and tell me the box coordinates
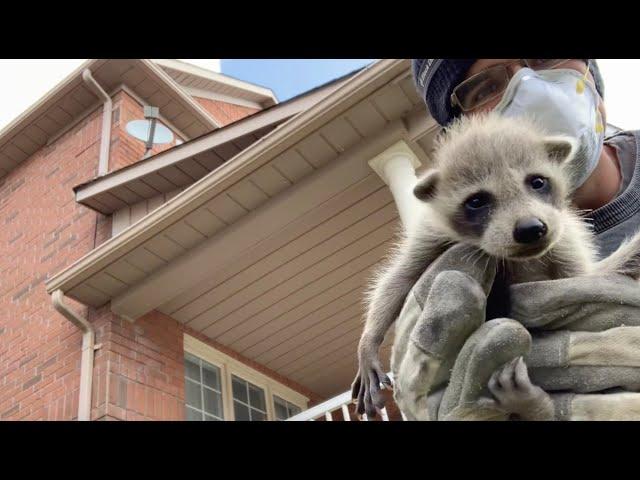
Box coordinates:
[453,191,494,237]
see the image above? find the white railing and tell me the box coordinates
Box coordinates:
[287,373,406,421]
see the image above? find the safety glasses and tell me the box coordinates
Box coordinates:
[450,59,572,112]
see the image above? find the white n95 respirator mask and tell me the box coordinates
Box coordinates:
[493,66,605,191]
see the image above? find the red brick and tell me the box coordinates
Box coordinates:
[193,97,259,126]
[1,83,324,423]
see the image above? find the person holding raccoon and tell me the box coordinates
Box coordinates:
[352,59,640,421]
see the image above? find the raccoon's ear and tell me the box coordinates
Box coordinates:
[413,170,440,201]
[543,136,577,164]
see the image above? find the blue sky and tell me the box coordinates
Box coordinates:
[221,59,375,102]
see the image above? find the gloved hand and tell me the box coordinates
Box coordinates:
[508,273,640,420]
[391,248,640,421]
[389,243,497,420]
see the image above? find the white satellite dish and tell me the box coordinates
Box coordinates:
[125,106,175,159]
[126,120,174,145]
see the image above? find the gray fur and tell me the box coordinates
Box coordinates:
[353,112,640,419]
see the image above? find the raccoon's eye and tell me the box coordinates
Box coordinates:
[464,192,492,210]
[528,175,549,191]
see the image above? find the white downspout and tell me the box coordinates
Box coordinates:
[82,69,112,176]
[52,290,98,421]
[53,70,108,420]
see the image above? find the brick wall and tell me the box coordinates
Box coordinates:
[89,308,185,421]
[109,91,179,173]
[0,108,111,420]
[104,91,261,175]
[193,97,260,126]
[0,88,321,421]
[89,309,322,421]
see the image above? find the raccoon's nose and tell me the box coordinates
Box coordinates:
[513,218,548,244]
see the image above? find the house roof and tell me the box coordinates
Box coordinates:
[44,59,441,398]
[73,68,358,214]
[0,59,224,181]
[153,59,278,108]
[45,58,437,307]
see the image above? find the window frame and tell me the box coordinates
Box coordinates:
[184,334,308,421]
[184,352,225,421]
[273,394,303,421]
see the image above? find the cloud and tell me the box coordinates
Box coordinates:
[596,59,640,131]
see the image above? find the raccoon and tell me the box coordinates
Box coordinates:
[352,112,640,420]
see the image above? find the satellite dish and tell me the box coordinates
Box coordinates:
[125,106,175,159]
[126,120,174,145]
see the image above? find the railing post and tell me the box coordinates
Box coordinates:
[341,404,351,421]
[286,372,398,421]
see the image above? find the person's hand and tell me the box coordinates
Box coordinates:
[509,273,640,394]
[436,272,640,421]
[379,243,497,419]
[350,243,497,419]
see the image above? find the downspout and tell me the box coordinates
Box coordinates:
[52,290,98,421]
[82,69,112,176]
[56,69,108,420]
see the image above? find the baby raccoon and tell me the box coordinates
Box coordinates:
[352,112,640,420]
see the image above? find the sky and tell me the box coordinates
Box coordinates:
[0,59,638,132]
[220,59,373,101]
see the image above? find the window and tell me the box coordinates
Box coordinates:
[183,335,308,421]
[231,375,267,421]
[273,395,302,421]
[184,353,224,421]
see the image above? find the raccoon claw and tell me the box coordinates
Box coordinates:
[351,360,393,419]
[350,373,361,401]
[488,357,554,421]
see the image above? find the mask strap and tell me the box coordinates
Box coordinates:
[575,60,604,133]
[576,60,591,94]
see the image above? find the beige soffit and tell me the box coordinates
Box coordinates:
[0,59,221,181]
[0,59,101,179]
[73,73,354,214]
[137,59,222,130]
[153,59,278,107]
[45,59,409,299]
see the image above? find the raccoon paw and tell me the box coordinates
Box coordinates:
[351,347,393,419]
[488,356,554,421]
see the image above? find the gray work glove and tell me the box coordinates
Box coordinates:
[390,243,498,420]
[509,274,640,420]
[393,248,640,421]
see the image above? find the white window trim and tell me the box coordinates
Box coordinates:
[184,334,309,421]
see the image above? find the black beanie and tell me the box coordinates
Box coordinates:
[412,59,605,126]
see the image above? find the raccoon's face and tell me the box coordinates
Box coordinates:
[414,128,577,261]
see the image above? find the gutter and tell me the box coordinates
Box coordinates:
[82,69,112,176]
[51,290,99,421]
